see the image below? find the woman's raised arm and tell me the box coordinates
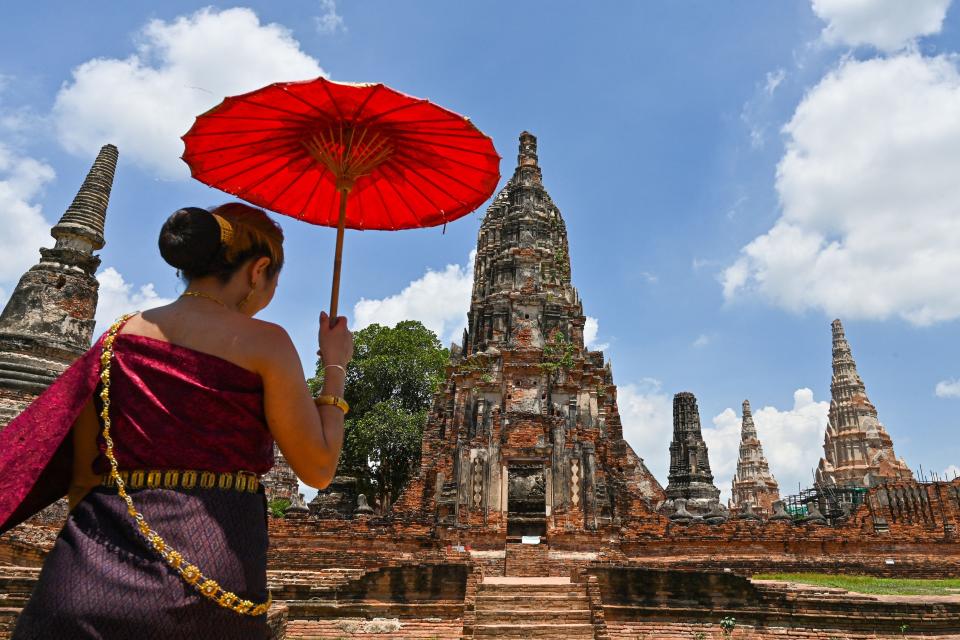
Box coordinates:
[255,312,352,489]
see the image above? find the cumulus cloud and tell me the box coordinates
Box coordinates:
[944,464,960,480]
[583,316,610,351]
[812,0,952,51]
[53,7,325,178]
[315,0,346,34]
[0,144,54,284]
[353,251,474,346]
[618,379,673,485]
[94,267,174,335]
[723,54,960,326]
[935,379,960,398]
[704,389,829,503]
[692,334,711,348]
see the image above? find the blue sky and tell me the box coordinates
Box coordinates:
[2,1,959,502]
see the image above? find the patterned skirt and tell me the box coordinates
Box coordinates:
[12,485,270,639]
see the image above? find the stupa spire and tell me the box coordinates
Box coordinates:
[0,144,118,425]
[51,144,118,255]
[740,399,757,440]
[730,399,780,516]
[663,391,720,514]
[815,319,912,489]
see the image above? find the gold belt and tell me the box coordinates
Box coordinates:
[100,469,261,493]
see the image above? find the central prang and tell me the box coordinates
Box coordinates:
[391,132,665,542]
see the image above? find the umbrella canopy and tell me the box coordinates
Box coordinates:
[181,78,501,231]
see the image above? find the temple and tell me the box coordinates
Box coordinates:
[0,144,118,427]
[1,134,958,640]
[815,319,912,489]
[729,399,780,516]
[392,132,664,540]
[662,391,720,514]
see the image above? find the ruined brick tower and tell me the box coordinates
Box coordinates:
[815,319,912,489]
[663,392,720,513]
[730,399,780,516]
[0,144,118,426]
[394,132,663,540]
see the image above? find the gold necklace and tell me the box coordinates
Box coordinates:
[180,290,228,308]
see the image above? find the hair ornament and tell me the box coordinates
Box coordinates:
[211,213,235,246]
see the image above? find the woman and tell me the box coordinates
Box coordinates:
[1,203,353,638]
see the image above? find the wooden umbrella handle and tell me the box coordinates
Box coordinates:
[329,188,349,328]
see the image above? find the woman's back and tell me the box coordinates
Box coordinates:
[6,202,351,639]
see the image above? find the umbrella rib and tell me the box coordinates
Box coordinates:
[358,99,428,126]
[184,133,307,158]
[396,162,469,211]
[389,136,500,159]
[387,130,495,140]
[184,126,315,137]
[300,166,329,222]
[368,175,399,230]
[214,153,303,197]
[319,79,348,121]
[392,150,490,195]
[378,161,441,224]
[232,96,324,122]
[391,147,500,177]
[350,84,381,121]
[376,163,423,226]
[195,113,316,125]
[264,159,315,210]
[189,140,308,174]
[277,89,340,123]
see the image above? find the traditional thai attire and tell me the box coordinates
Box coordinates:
[0,326,275,639]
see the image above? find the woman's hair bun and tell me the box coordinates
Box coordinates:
[158,207,222,273]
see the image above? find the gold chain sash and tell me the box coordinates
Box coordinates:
[99,314,271,616]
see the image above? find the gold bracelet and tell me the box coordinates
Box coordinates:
[314,394,349,415]
[324,364,347,376]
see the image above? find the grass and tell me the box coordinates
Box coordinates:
[752,573,960,596]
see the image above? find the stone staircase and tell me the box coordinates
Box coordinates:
[473,576,597,638]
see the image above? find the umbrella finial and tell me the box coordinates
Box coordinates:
[518,131,538,168]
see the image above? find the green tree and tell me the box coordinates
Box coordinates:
[311,320,448,510]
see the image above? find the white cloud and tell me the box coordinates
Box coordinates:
[95,267,174,335]
[765,68,787,96]
[618,379,673,486]
[315,0,346,34]
[0,144,54,284]
[944,464,960,480]
[583,316,610,351]
[812,0,952,52]
[53,7,325,179]
[692,334,711,348]
[353,251,474,346]
[935,379,960,398]
[704,389,829,503]
[723,54,960,326]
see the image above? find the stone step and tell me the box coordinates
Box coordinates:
[473,608,592,624]
[479,583,583,594]
[476,594,590,609]
[474,622,596,638]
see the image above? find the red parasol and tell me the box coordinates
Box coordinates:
[181,78,500,320]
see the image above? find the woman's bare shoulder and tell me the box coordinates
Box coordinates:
[240,319,300,368]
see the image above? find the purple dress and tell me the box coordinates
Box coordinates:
[2,331,276,639]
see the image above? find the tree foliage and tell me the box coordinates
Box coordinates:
[310,320,448,509]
